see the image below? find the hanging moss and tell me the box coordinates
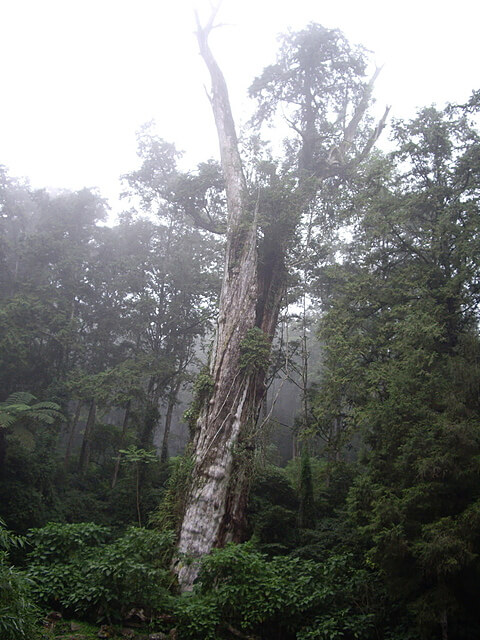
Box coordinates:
[239,327,271,374]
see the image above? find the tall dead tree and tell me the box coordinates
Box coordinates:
[175,10,389,590]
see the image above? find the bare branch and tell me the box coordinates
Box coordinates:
[180,202,226,234]
[323,66,390,175]
[194,2,222,36]
[355,104,391,164]
[345,66,382,144]
[195,5,248,228]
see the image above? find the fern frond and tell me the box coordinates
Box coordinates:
[31,402,62,411]
[2,392,36,406]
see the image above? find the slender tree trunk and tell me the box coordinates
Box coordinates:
[440,608,448,640]
[160,381,181,463]
[78,398,96,474]
[140,377,162,448]
[292,431,299,459]
[64,400,82,467]
[111,400,131,488]
[136,464,142,527]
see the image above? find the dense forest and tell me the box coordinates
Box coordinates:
[2,15,480,640]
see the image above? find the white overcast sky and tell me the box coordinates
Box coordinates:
[0,0,478,211]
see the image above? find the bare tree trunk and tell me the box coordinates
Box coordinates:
[175,14,285,590]
[78,398,96,474]
[175,9,386,591]
[111,400,131,488]
[64,400,82,467]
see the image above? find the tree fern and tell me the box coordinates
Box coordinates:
[0,393,63,430]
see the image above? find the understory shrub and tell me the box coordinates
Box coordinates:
[175,543,380,640]
[0,519,39,640]
[247,464,299,555]
[26,522,175,621]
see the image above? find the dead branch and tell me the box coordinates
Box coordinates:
[329,66,389,169]
[182,203,226,234]
[355,104,391,163]
[343,66,383,148]
[194,5,248,227]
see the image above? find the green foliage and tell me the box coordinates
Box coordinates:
[0,159,220,531]
[239,327,271,374]
[0,392,63,430]
[0,519,39,640]
[0,436,67,533]
[175,543,379,640]
[2,26,480,640]
[247,464,299,555]
[42,619,105,639]
[193,370,215,400]
[118,445,159,526]
[183,368,214,432]
[0,559,39,640]
[26,521,110,563]
[297,450,316,529]
[151,454,194,534]
[314,98,480,637]
[26,522,175,621]
[119,445,158,465]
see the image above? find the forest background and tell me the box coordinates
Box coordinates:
[1,2,480,640]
